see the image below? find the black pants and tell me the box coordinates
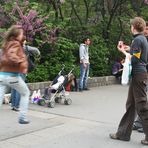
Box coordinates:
[113,71,122,78]
[116,73,148,140]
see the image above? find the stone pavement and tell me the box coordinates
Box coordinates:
[0,84,147,148]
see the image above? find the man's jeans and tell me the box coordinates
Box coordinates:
[79,63,89,90]
[0,72,30,120]
[11,89,20,108]
[11,73,26,109]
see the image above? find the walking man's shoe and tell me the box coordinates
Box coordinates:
[141,139,148,145]
[109,133,119,140]
[83,88,90,91]
[19,119,30,124]
[109,133,130,141]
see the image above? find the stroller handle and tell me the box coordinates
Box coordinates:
[58,64,65,75]
[68,65,75,75]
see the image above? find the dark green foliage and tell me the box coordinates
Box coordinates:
[28,37,79,82]
[27,65,49,82]
[43,37,79,80]
[0,0,148,82]
[89,35,110,76]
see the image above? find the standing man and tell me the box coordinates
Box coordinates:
[79,38,91,92]
[145,22,148,39]
[109,17,148,145]
[132,21,148,133]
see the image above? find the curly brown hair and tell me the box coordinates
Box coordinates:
[130,17,146,32]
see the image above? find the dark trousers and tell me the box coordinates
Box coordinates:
[134,115,142,128]
[113,71,122,78]
[116,73,148,140]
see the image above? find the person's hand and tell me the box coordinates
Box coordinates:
[117,41,130,56]
[23,40,27,45]
[117,41,124,52]
[118,69,123,72]
[83,63,88,68]
[123,45,130,51]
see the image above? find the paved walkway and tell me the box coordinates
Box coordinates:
[0,84,146,148]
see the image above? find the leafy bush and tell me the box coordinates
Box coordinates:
[0,0,148,83]
[46,37,79,80]
[89,36,110,76]
[27,37,80,82]
[27,65,49,82]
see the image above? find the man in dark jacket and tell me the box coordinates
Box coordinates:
[110,17,148,145]
[133,21,148,133]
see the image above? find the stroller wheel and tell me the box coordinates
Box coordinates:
[37,99,46,106]
[55,97,61,103]
[48,101,55,108]
[64,98,72,105]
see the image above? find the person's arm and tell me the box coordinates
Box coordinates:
[117,42,132,60]
[79,45,87,68]
[79,45,85,61]
[24,45,40,56]
[130,38,141,64]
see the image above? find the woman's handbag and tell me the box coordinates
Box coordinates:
[121,53,132,85]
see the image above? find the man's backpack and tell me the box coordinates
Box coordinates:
[25,45,36,73]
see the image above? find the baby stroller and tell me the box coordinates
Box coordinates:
[38,65,74,108]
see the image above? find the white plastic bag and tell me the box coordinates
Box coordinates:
[31,89,41,103]
[121,53,132,85]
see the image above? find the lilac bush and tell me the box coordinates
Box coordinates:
[11,1,45,43]
[0,0,58,46]
[144,0,148,4]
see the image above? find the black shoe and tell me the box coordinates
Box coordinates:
[79,88,83,92]
[13,107,20,112]
[11,107,15,111]
[138,128,144,133]
[19,119,30,124]
[83,88,90,91]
